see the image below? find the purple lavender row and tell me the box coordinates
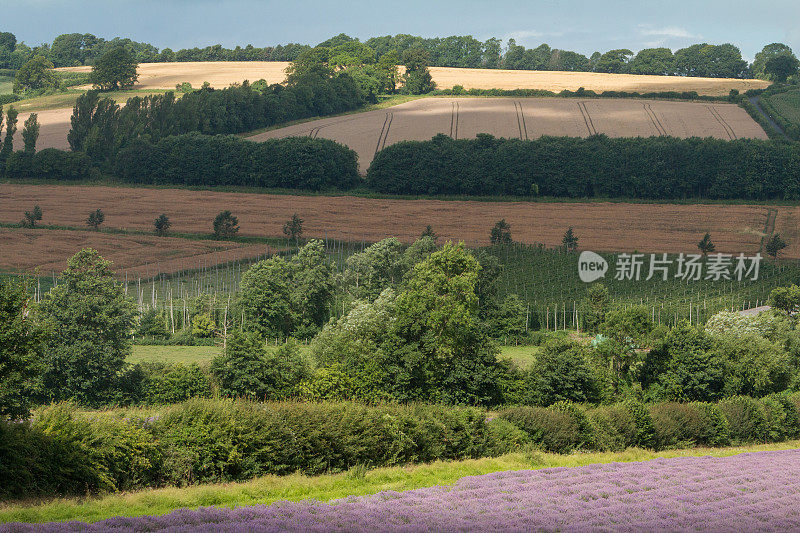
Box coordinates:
[5,450,800,532]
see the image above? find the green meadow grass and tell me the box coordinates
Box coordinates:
[130,344,534,367]
[2,440,797,525]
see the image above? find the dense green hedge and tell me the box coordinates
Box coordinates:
[760,93,800,140]
[0,399,506,499]
[2,395,799,500]
[112,133,360,190]
[367,134,800,200]
[434,86,728,102]
[501,393,800,453]
[4,149,92,181]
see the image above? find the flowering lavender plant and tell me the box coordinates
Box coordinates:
[5,449,800,532]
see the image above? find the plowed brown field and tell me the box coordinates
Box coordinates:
[0,226,276,277]
[2,184,797,273]
[250,97,767,171]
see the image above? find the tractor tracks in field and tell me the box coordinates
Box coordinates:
[450,102,460,139]
[643,103,668,136]
[707,105,737,140]
[514,101,529,140]
[374,112,394,155]
[760,208,779,252]
[577,101,597,136]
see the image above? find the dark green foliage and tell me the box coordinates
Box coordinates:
[765,233,788,259]
[500,406,582,453]
[154,214,170,236]
[367,135,800,200]
[113,133,360,191]
[21,113,39,153]
[0,105,18,165]
[237,241,333,339]
[643,322,723,402]
[211,334,309,401]
[37,249,136,406]
[90,47,138,90]
[490,219,512,245]
[86,208,104,230]
[4,148,92,181]
[526,339,600,405]
[649,402,730,449]
[13,56,58,94]
[581,283,609,333]
[697,232,715,255]
[562,227,578,252]
[588,401,655,451]
[283,213,303,244]
[769,284,800,315]
[21,204,42,228]
[212,210,238,238]
[718,396,768,443]
[0,278,43,420]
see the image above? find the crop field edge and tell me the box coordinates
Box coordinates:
[1,440,797,525]
[5,178,800,208]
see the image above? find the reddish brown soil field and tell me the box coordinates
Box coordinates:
[0,226,278,277]
[1,184,791,273]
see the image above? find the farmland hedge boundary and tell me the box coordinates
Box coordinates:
[760,93,800,141]
[367,134,800,200]
[434,86,733,102]
[111,133,360,190]
[2,394,799,500]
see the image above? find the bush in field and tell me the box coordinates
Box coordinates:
[0,278,44,419]
[237,240,333,340]
[154,214,171,236]
[211,333,310,401]
[90,47,138,90]
[37,249,135,406]
[212,210,238,238]
[525,339,600,406]
[86,208,105,230]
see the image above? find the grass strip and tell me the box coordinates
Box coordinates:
[1,440,797,525]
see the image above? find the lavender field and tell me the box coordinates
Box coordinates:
[5,450,800,532]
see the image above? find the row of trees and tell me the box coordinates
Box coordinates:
[3,30,795,80]
[0,31,307,69]
[367,134,800,200]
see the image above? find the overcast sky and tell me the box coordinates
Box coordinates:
[3,0,799,61]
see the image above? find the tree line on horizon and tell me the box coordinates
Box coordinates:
[1,30,798,81]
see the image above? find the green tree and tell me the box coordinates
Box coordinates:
[581,283,609,333]
[154,214,170,236]
[393,242,499,404]
[283,213,303,244]
[343,237,404,300]
[21,113,39,153]
[13,56,59,94]
[401,48,435,94]
[0,106,18,165]
[628,48,674,75]
[86,208,104,230]
[768,285,800,315]
[213,210,239,238]
[490,219,512,245]
[698,232,715,256]
[752,43,796,79]
[285,47,335,83]
[594,49,633,73]
[765,234,787,260]
[764,54,800,83]
[21,205,42,228]
[37,249,136,405]
[562,227,578,252]
[211,332,309,400]
[375,50,400,93]
[289,240,334,337]
[600,305,653,390]
[645,322,723,402]
[526,339,600,405]
[0,278,44,419]
[67,90,120,162]
[90,47,139,90]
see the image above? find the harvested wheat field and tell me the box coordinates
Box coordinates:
[59,62,770,95]
[251,97,767,171]
[1,184,791,268]
[0,226,278,277]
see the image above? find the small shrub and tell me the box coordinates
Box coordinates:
[500,406,581,453]
[718,396,768,444]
